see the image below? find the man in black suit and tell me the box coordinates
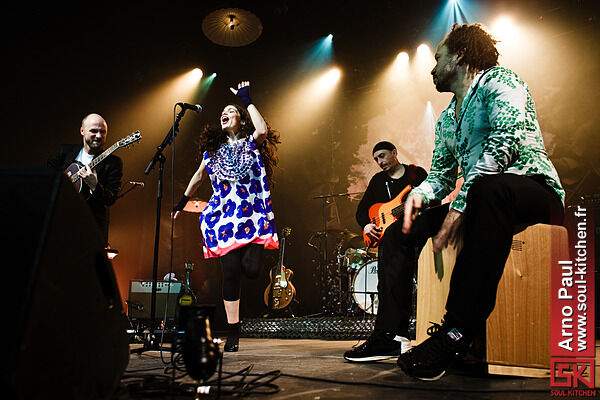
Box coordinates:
[48,113,123,244]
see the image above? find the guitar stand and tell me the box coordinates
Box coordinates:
[262,307,293,319]
[263,295,299,319]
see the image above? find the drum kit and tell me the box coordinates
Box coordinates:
[340,246,379,315]
[336,232,380,315]
[308,227,380,317]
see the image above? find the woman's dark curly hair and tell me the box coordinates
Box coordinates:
[198,104,281,184]
[443,23,499,73]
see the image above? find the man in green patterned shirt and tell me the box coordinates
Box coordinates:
[396,24,565,380]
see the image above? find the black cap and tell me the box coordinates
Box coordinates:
[372,141,396,154]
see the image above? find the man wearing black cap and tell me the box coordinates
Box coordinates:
[344,141,428,362]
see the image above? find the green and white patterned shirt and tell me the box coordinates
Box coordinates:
[412,66,564,213]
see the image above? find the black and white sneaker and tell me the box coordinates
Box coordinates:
[397,322,470,380]
[344,331,411,362]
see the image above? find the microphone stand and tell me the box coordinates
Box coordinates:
[134,108,189,353]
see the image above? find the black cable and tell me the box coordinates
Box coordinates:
[119,373,194,397]
[131,346,549,396]
[119,365,281,398]
[124,366,166,373]
[277,371,548,393]
[203,365,281,397]
[123,362,547,396]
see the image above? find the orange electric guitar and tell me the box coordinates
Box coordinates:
[363,185,412,248]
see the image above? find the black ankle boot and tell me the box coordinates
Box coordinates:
[224,322,240,352]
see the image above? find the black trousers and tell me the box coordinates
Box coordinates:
[220,244,264,301]
[374,174,564,337]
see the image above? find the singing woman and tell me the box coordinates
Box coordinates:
[174,81,280,352]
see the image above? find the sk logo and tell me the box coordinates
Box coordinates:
[550,358,595,388]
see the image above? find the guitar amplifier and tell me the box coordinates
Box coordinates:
[127,280,182,321]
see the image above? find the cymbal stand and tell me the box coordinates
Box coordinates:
[311,191,363,316]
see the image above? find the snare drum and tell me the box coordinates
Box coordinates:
[352,259,379,314]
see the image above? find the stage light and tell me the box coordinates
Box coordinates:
[196,71,217,100]
[176,68,204,90]
[202,72,217,83]
[285,66,341,117]
[417,44,431,56]
[317,67,342,90]
[396,51,409,65]
[415,43,435,77]
[423,101,437,149]
[388,51,410,82]
[302,34,334,70]
[178,305,220,382]
[491,16,519,42]
[191,68,203,81]
[427,0,480,43]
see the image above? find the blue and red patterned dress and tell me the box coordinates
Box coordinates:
[199,135,278,258]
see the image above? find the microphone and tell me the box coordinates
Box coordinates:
[129,181,145,188]
[176,102,203,113]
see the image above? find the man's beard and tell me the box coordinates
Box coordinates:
[434,76,451,92]
[433,69,455,93]
[86,138,103,154]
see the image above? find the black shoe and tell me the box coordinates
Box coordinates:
[397,322,470,381]
[224,322,240,352]
[343,331,410,362]
[224,335,239,352]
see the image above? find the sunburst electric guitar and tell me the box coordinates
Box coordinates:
[65,130,141,193]
[263,227,296,310]
[363,185,412,248]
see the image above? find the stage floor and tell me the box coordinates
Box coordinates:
[121,338,552,399]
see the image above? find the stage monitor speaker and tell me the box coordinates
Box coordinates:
[127,280,182,322]
[0,168,129,400]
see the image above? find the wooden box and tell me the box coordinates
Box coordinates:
[416,224,570,377]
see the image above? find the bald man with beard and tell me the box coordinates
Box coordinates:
[48,113,123,244]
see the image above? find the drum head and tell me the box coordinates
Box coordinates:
[352,259,378,314]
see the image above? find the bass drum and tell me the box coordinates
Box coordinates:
[352,259,379,314]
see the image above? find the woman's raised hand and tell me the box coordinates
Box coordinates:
[229,81,252,107]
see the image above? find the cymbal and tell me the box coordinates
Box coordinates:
[183,199,208,213]
[202,8,263,47]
